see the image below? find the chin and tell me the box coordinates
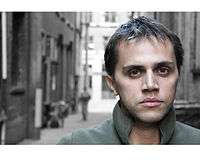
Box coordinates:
[135,112,166,124]
[140,117,163,123]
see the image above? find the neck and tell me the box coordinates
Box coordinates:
[128,121,160,144]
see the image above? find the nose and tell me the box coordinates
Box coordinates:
[142,70,159,92]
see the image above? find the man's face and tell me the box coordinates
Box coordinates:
[106,38,179,123]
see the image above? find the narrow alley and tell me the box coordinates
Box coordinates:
[19,99,116,144]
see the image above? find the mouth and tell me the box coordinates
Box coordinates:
[140,98,163,108]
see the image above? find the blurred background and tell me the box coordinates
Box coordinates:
[0,12,200,144]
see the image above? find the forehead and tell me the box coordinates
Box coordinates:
[116,38,176,67]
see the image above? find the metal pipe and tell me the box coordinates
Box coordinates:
[1,122,6,144]
[84,12,89,91]
[2,12,7,79]
[34,88,43,128]
[1,12,7,145]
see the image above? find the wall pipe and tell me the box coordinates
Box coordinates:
[1,12,7,145]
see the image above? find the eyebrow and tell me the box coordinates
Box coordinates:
[154,61,175,68]
[122,61,175,71]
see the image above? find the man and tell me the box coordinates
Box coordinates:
[58,16,200,144]
[79,88,91,121]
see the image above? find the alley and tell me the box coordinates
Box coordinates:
[2,12,200,145]
[19,99,115,144]
[19,112,112,144]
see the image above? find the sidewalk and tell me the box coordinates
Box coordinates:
[19,111,112,144]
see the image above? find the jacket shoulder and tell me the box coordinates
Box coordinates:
[169,121,200,144]
[57,119,120,144]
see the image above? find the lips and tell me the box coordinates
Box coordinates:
[140,98,163,108]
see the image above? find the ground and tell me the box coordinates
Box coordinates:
[19,99,115,144]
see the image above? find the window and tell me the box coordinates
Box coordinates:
[111,13,116,22]
[193,13,200,74]
[50,38,58,61]
[11,13,26,86]
[42,35,59,102]
[89,76,92,89]
[89,36,93,43]
[104,12,116,23]
[105,12,109,22]
[51,64,57,91]
[88,35,94,49]
[103,36,109,49]
[89,12,93,22]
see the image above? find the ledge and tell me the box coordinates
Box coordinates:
[174,100,200,108]
[10,86,25,96]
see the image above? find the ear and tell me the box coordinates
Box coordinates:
[105,75,118,95]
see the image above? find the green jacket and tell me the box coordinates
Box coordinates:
[58,102,200,144]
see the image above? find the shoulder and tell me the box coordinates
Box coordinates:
[170,121,200,144]
[57,119,121,144]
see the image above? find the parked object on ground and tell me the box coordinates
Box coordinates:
[43,101,70,128]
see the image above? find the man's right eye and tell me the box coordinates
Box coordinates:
[128,69,142,78]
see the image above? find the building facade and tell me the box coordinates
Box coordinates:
[81,12,130,112]
[0,12,82,144]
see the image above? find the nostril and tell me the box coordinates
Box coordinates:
[142,87,159,93]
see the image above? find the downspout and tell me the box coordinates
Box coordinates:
[1,12,7,145]
[73,12,78,113]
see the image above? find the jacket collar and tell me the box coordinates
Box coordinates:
[113,101,176,144]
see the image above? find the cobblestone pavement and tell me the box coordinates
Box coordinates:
[19,111,112,145]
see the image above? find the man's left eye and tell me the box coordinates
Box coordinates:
[156,67,170,75]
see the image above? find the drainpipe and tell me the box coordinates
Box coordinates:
[1,12,7,145]
[83,12,89,92]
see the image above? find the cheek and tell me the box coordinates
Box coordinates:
[115,79,142,100]
[159,77,178,100]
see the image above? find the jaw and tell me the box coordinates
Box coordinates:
[123,101,172,124]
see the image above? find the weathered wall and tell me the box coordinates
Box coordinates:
[3,12,82,144]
